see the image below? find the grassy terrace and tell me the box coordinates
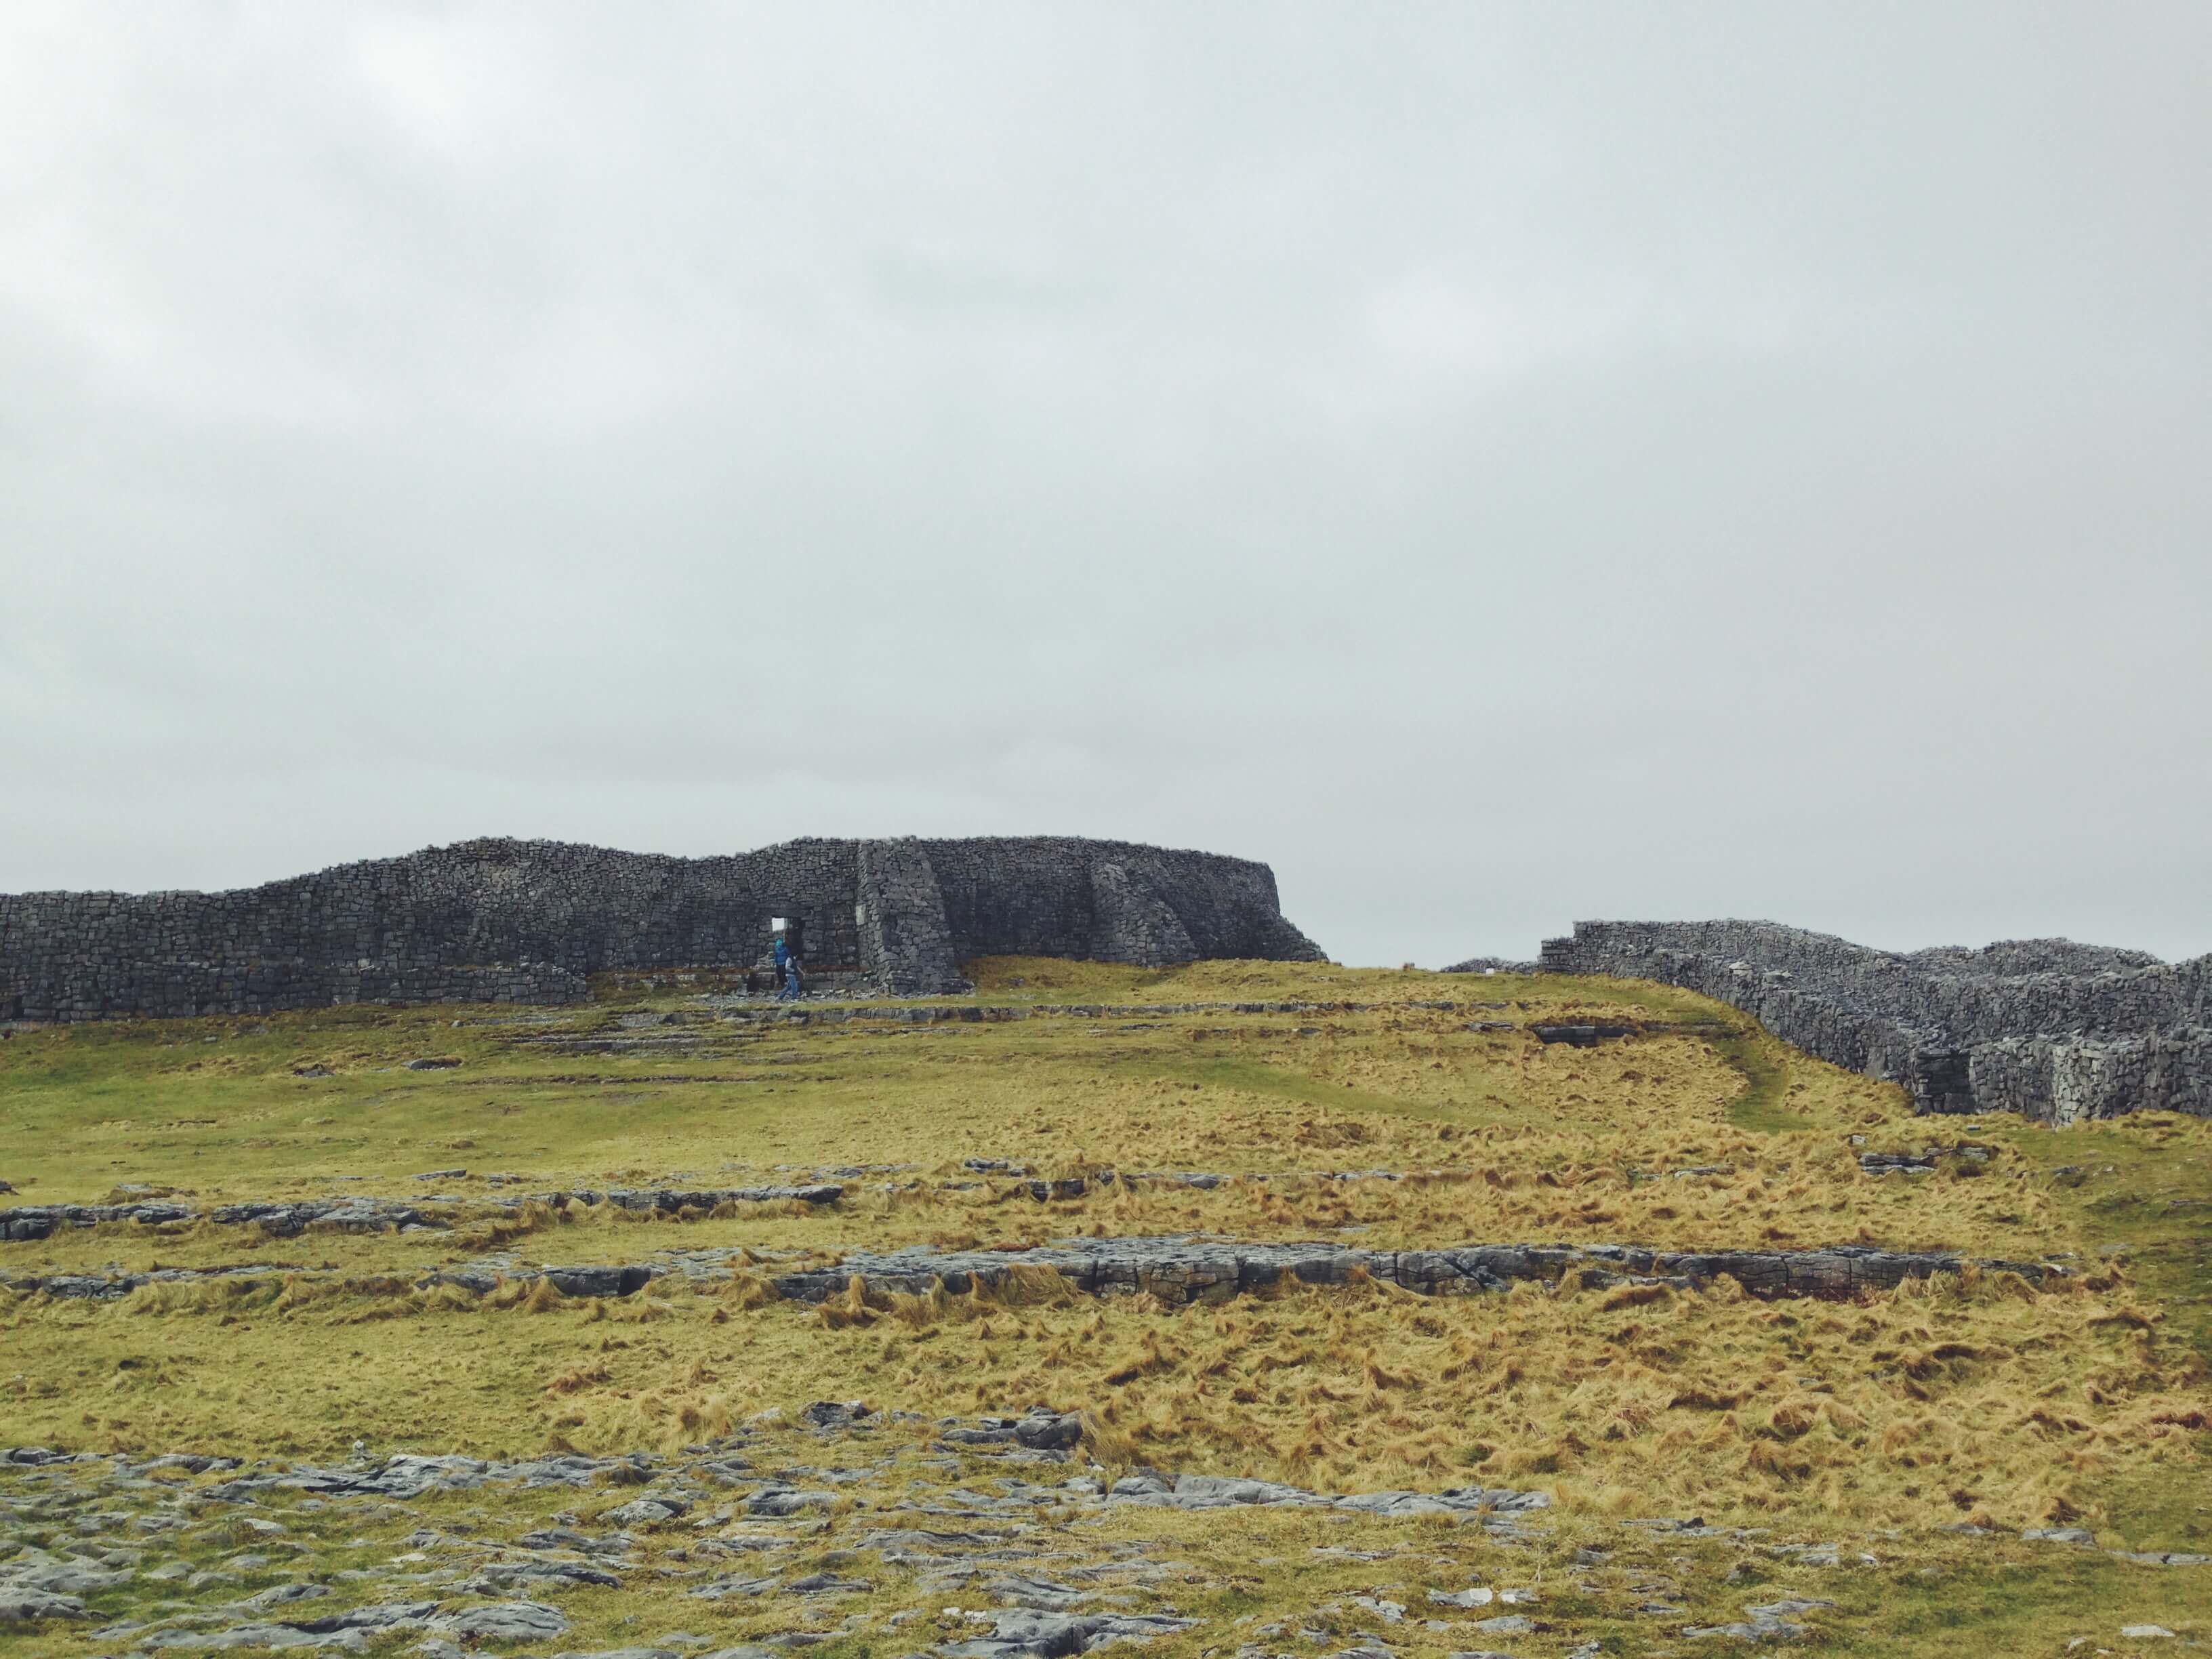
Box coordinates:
[3,958,2209,1656]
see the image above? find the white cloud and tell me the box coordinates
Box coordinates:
[348,9,544,163]
[2,2,2208,964]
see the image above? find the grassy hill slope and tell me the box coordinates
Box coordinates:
[3,959,2207,1656]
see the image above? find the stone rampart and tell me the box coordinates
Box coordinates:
[1536,919,2210,1121]
[0,836,1322,1020]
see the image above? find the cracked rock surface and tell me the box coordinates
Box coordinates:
[6,1415,2205,1657]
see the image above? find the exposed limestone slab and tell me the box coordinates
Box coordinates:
[389,1234,2060,1309]
[752,1235,2055,1305]
[7,1229,2057,1305]
[0,1201,199,1241]
[0,1183,842,1246]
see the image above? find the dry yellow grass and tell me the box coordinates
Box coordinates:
[3,1244,2200,1540]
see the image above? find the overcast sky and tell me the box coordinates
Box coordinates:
[3,4,2207,967]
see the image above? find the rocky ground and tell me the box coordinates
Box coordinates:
[8,1406,2200,1658]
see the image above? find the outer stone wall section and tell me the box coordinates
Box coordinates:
[1538,919,2211,1121]
[916,838,1316,966]
[854,839,963,994]
[0,835,1322,1021]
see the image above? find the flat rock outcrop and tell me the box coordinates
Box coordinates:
[750,1235,2053,1305]
[0,1183,844,1243]
[392,1235,2055,1309]
[0,836,1322,1019]
[9,1233,2055,1306]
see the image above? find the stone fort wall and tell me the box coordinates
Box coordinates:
[1536,919,2210,1122]
[0,836,1323,1021]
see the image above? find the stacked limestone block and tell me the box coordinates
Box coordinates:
[0,836,1322,1021]
[854,839,964,995]
[1537,919,2209,1121]
[919,837,1321,966]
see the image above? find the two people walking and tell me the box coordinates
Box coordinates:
[772,930,804,1001]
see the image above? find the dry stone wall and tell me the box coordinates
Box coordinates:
[853,839,962,995]
[0,836,1322,1021]
[1537,919,2211,1121]
[916,837,1318,966]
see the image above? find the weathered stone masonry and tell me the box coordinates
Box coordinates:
[0,836,1322,1021]
[1537,919,2211,1122]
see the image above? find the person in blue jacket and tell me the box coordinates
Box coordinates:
[773,931,801,1000]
